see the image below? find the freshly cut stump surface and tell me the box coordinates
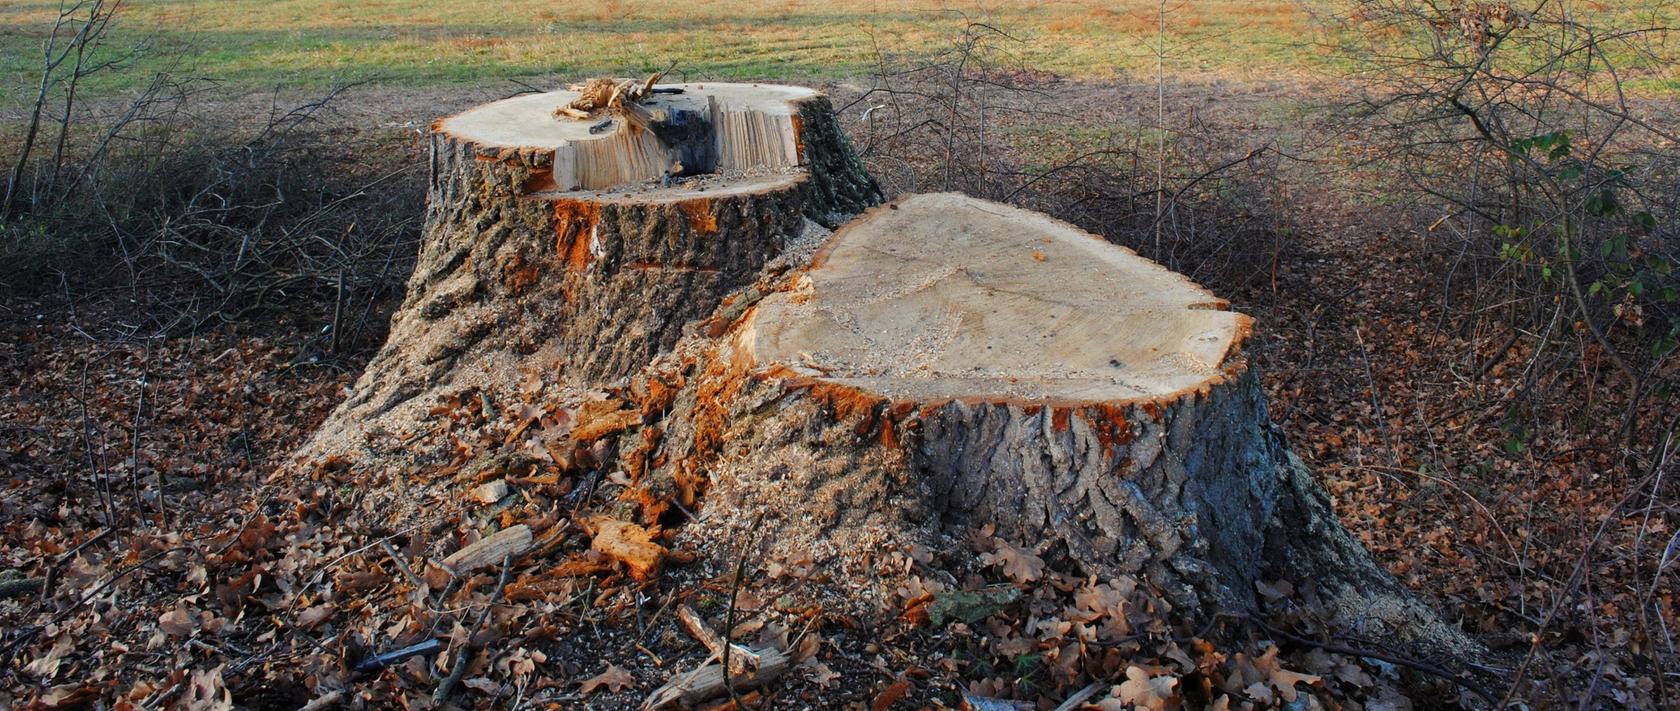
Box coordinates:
[285,82,879,483]
[742,192,1249,402]
[634,194,1470,655]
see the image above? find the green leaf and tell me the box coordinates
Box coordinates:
[1585,189,1619,217]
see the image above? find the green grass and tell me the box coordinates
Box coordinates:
[0,0,1332,103]
[1,1,1673,108]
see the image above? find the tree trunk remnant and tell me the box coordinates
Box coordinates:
[622,194,1472,655]
[287,83,879,474]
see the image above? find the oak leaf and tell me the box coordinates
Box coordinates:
[1254,645,1321,702]
[982,543,1044,584]
[580,664,635,695]
[1114,666,1177,711]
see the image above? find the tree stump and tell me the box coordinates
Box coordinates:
[288,83,880,473]
[627,194,1472,653]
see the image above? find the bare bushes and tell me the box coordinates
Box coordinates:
[1330,0,1680,408]
[837,21,1290,296]
[1,2,421,353]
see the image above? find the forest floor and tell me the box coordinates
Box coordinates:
[1,72,1677,709]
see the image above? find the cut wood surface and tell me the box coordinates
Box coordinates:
[742,192,1249,402]
[438,83,814,192]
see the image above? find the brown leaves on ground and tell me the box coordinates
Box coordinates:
[1110,666,1178,710]
[977,537,1045,584]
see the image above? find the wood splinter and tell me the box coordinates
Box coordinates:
[556,71,669,131]
[641,606,788,709]
[676,605,762,675]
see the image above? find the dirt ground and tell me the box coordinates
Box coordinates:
[1,77,1675,709]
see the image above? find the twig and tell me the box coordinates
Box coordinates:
[432,554,513,704]
[721,513,766,708]
[1052,681,1104,711]
[39,526,114,600]
[378,540,424,591]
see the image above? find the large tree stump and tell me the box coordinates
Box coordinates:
[626,194,1472,653]
[289,83,879,474]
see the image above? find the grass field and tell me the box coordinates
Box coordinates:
[6,0,1675,107]
[0,0,1343,101]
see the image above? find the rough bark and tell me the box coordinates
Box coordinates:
[284,84,879,477]
[619,194,1475,656]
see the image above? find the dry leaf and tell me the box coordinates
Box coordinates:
[296,603,335,630]
[471,479,510,504]
[1115,666,1177,711]
[982,543,1044,584]
[871,676,911,711]
[24,635,74,679]
[1254,645,1322,702]
[580,664,635,695]
[185,665,234,711]
[158,608,197,637]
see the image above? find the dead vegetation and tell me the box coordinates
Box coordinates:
[1,3,1678,709]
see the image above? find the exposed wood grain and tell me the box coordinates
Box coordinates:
[440,525,531,575]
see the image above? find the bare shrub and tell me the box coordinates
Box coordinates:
[838,19,1290,296]
[0,2,421,354]
[1327,0,1680,401]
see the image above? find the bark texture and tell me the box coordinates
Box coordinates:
[617,195,1474,656]
[286,86,879,476]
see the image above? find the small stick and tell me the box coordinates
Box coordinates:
[378,540,424,591]
[433,555,513,704]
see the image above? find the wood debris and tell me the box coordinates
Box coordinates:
[555,71,668,131]
[439,525,533,575]
[588,518,666,580]
[641,608,790,709]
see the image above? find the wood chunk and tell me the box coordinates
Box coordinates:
[676,605,762,675]
[440,525,532,575]
[589,518,666,581]
[470,479,510,505]
[572,399,642,444]
[640,646,789,710]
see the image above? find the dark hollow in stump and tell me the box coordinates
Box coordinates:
[287,83,880,475]
[630,193,1474,656]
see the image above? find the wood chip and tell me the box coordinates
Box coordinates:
[677,605,762,675]
[640,645,789,710]
[572,399,641,443]
[440,525,532,575]
[471,479,510,505]
[589,518,666,580]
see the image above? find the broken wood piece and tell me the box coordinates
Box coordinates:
[440,525,532,575]
[589,518,666,581]
[676,605,762,675]
[639,645,789,710]
[470,479,509,505]
[572,400,642,444]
